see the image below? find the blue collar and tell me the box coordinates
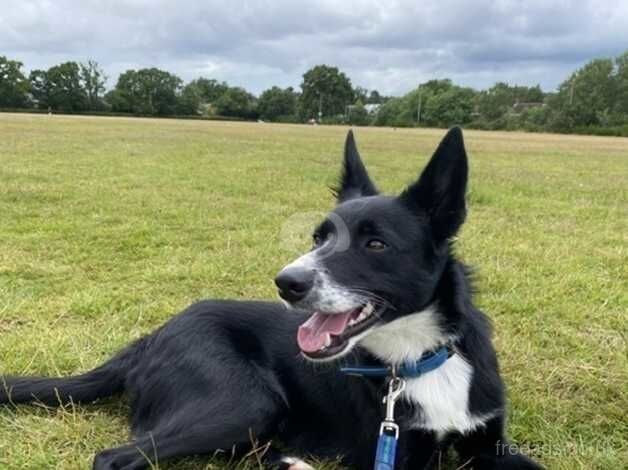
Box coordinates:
[340,346,453,379]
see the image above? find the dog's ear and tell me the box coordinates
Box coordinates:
[399,127,468,242]
[333,130,378,202]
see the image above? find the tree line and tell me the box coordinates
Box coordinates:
[1,51,627,136]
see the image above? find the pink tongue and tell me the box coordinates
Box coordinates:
[297,311,354,353]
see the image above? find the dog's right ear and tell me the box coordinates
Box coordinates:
[399,127,468,242]
[333,130,378,203]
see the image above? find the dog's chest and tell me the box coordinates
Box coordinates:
[398,354,487,435]
[360,309,493,436]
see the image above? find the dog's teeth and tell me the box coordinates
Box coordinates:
[347,304,374,328]
[323,334,332,348]
[356,304,373,323]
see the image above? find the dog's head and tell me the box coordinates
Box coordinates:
[275,128,468,361]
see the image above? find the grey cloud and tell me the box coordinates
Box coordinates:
[1,0,627,95]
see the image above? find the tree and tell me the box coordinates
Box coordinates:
[373,97,408,127]
[176,78,228,115]
[366,90,384,104]
[524,85,545,103]
[476,82,546,125]
[547,58,615,129]
[612,51,628,122]
[519,106,550,131]
[189,78,229,104]
[347,100,369,125]
[422,87,476,127]
[477,82,516,121]
[177,82,202,115]
[412,80,457,126]
[80,60,107,110]
[420,79,455,95]
[29,69,50,108]
[257,86,298,121]
[103,89,127,112]
[30,62,87,111]
[299,65,353,120]
[353,86,368,103]
[371,79,477,128]
[48,62,88,111]
[109,68,183,115]
[0,56,30,107]
[214,87,257,118]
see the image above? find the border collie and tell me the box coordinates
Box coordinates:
[1,128,541,470]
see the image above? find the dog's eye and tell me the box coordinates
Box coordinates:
[366,239,387,251]
[312,233,323,248]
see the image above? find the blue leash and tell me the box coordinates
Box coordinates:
[374,432,398,470]
[340,346,453,470]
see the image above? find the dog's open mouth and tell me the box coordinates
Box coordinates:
[297,303,380,359]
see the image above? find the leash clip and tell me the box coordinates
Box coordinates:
[374,376,406,469]
[379,376,406,439]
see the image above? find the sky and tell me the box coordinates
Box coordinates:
[1,0,627,96]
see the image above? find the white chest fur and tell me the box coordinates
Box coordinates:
[360,307,494,436]
[402,354,493,435]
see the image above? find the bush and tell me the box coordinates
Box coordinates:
[373,98,414,127]
[347,101,369,125]
[272,114,301,123]
[214,87,258,119]
[571,125,628,137]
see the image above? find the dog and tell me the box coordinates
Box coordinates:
[1,128,541,470]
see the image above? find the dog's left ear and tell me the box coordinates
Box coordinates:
[399,127,468,242]
[333,130,378,202]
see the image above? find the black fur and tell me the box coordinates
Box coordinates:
[1,128,541,470]
[333,129,379,202]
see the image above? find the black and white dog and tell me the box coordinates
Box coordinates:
[1,128,541,469]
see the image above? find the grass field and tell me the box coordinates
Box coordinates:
[0,113,626,469]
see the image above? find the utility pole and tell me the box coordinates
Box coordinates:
[417,86,422,124]
[569,79,575,105]
[318,93,323,122]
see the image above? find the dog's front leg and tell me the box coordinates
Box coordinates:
[397,430,439,470]
[453,416,543,469]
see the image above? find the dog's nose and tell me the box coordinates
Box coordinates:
[275,267,315,303]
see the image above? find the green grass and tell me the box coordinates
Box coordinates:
[0,113,626,469]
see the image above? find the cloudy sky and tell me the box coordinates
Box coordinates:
[2,0,627,95]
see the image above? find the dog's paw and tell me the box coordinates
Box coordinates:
[92,448,137,470]
[280,456,317,470]
[92,451,118,470]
